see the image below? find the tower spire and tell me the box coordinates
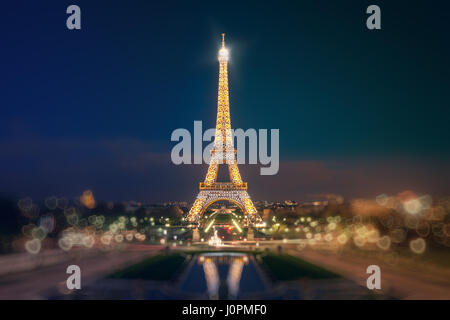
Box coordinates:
[221,33,225,48]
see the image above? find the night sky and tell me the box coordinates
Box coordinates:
[2,1,450,202]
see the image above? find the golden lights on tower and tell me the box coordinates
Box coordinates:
[218,33,229,62]
[187,34,262,225]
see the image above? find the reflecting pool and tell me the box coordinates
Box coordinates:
[179,252,267,299]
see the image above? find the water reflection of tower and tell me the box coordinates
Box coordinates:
[202,259,219,300]
[199,254,247,300]
[226,259,245,299]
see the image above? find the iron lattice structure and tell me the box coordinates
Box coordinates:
[187,34,262,226]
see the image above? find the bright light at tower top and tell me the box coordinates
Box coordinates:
[218,33,229,62]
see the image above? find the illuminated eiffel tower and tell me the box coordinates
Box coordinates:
[187,34,262,226]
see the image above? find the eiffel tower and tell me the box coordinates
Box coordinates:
[186,34,262,226]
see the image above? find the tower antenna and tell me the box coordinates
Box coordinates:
[221,33,225,48]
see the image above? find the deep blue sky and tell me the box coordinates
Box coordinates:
[1,1,450,202]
